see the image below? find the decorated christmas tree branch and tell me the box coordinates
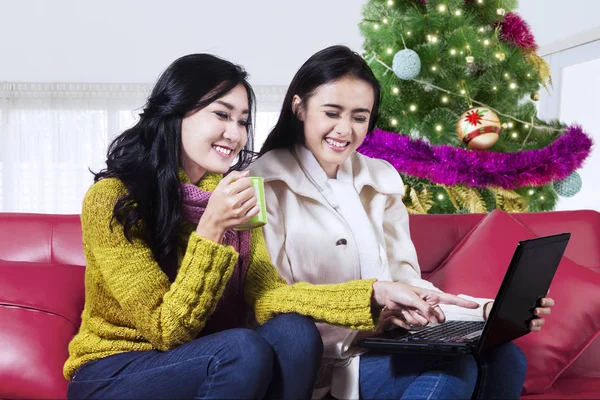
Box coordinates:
[373,56,561,132]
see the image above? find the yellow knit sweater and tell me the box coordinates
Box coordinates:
[64,172,378,380]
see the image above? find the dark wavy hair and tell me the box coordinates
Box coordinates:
[94,54,256,279]
[259,45,380,156]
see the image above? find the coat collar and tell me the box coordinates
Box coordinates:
[250,146,404,199]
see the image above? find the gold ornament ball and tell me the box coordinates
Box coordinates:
[531,92,540,101]
[456,107,502,150]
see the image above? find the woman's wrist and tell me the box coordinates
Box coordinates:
[196,217,224,244]
[371,280,385,308]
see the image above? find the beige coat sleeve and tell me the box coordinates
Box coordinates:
[383,188,490,321]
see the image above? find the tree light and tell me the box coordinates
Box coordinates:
[391,118,398,125]
[437,194,444,200]
[450,49,457,55]
[528,189,535,195]
[387,48,393,54]
[438,4,446,12]
[383,18,388,24]
[374,24,379,30]
[512,132,518,138]
[392,87,399,94]
[387,0,394,5]
[508,122,514,128]
[410,105,417,112]
[483,39,490,46]
[509,82,517,89]
[455,10,462,16]
[436,125,443,131]
[442,96,448,103]
[431,66,437,71]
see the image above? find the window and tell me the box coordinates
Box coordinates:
[0,83,284,213]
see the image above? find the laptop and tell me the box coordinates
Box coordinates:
[358,233,570,356]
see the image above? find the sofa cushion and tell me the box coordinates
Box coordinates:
[0,260,85,399]
[522,376,600,399]
[427,210,600,395]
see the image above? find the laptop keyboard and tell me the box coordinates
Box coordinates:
[402,321,486,343]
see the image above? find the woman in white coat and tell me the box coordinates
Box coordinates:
[251,45,554,400]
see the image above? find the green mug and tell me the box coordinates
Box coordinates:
[234,177,267,231]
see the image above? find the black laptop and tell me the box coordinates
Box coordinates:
[358,233,570,356]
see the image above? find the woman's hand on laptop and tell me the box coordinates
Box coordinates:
[530,297,554,332]
[372,281,479,325]
[375,306,430,331]
[483,297,554,332]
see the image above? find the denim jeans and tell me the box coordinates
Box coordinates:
[67,313,323,399]
[359,342,527,400]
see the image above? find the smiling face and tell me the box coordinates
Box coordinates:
[180,83,250,184]
[295,76,375,178]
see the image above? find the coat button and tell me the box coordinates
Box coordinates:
[336,238,347,246]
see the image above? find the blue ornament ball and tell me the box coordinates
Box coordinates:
[553,172,582,197]
[392,49,421,80]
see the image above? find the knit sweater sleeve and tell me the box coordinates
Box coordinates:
[243,227,379,330]
[82,179,239,351]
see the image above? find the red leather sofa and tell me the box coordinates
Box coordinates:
[1,210,599,399]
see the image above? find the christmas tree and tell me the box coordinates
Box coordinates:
[357,0,592,214]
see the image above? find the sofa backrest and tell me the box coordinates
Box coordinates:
[0,213,85,266]
[409,210,600,277]
[2,209,598,276]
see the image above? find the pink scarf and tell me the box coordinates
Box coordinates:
[181,182,253,335]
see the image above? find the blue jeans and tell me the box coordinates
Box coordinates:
[67,314,323,399]
[360,342,527,400]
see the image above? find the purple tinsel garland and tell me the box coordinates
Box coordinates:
[357,126,593,189]
[498,12,538,51]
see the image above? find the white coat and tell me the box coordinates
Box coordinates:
[251,146,489,399]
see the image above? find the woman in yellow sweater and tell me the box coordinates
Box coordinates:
[64,53,477,399]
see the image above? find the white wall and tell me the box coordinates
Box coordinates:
[538,39,600,212]
[2,0,599,85]
[516,0,600,56]
[0,0,366,85]
[556,58,600,211]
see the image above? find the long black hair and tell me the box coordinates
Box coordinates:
[259,45,380,156]
[94,54,256,278]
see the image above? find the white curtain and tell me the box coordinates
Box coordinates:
[0,83,284,214]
